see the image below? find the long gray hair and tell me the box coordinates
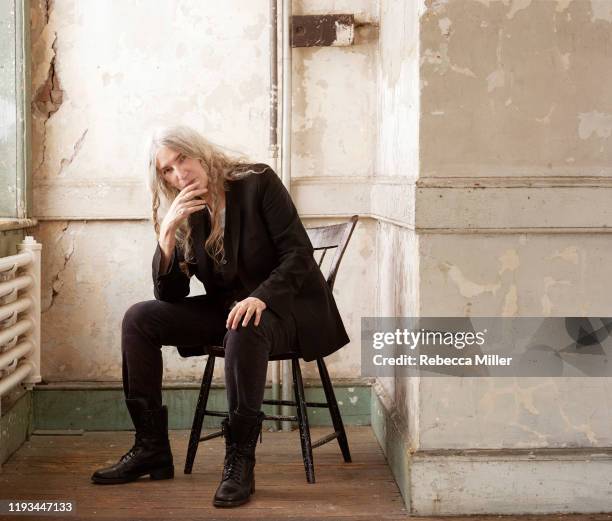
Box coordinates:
[147,125,263,268]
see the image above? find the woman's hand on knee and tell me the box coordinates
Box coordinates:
[226,297,267,330]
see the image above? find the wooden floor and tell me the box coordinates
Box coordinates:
[3,427,612,521]
[1,426,408,521]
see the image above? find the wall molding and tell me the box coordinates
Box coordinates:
[0,218,37,232]
[33,175,612,232]
[417,184,612,231]
[417,175,612,188]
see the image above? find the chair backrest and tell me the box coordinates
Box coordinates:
[305,215,358,291]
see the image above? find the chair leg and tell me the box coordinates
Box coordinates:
[292,358,315,484]
[184,355,216,474]
[316,358,352,463]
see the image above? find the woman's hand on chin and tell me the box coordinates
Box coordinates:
[161,182,208,236]
[226,297,267,329]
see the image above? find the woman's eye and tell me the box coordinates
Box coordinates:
[178,154,185,162]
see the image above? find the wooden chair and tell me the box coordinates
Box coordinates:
[184,215,359,483]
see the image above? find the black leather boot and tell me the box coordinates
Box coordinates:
[213,410,265,508]
[91,398,174,484]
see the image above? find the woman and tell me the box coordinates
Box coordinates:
[90,125,350,508]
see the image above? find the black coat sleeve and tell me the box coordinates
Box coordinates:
[152,243,192,302]
[249,166,315,317]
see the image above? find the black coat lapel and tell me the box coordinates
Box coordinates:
[189,183,241,285]
[224,183,241,275]
[190,209,212,282]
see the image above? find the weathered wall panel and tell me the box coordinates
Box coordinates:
[29,0,379,383]
[421,0,612,178]
[417,0,612,452]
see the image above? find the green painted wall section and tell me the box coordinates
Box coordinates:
[370,386,411,512]
[0,390,32,465]
[33,384,371,431]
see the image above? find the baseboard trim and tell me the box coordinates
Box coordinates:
[371,382,612,516]
[1,389,32,467]
[32,382,371,431]
[370,383,412,512]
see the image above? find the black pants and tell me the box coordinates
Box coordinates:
[121,295,299,418]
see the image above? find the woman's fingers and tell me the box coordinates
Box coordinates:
[185,204,207,215]
[173,201,206,220]
[242,306,255,327]
[231,303,248,330]
[183,199,208,209]
[174,199,207,214]
[178,181,200,196]
[178,187,208,203]
[173,185,197,203]
[226,303,240,329]
[168,186,208,226]
[175,182,205,200]
[226,298,266,330]
[254,307,263,326]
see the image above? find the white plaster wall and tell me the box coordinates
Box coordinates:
[375,220,420,446]
[374,0,422,441]
[377,0,421,181]
[30,0,379,383]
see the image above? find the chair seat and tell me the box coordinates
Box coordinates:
[205,344,301,361]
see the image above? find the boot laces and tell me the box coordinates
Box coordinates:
[119,445,138,463]
[222,443,244,482]
[220,422,263,483]
[119,431,147,463]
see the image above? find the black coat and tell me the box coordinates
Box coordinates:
[151,164,350,362]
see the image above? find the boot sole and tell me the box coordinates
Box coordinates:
[91,465,174,485]
[213,497,251,508]
[212,479,255,508]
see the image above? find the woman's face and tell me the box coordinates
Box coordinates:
[156,145,209,192]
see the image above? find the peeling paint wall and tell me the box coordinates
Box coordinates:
[293,1,378,177]
[29,0,378,383]
[375,0,423,448]
[420,233,612,448]
[375,220,420,445]
[421,0,612,177]
[377,0,420,181]
[420,234,607,317]
[418,0,612,449]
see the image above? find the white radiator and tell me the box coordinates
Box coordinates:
[0,236,42,397]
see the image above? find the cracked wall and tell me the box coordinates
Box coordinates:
[28,0,378,383]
